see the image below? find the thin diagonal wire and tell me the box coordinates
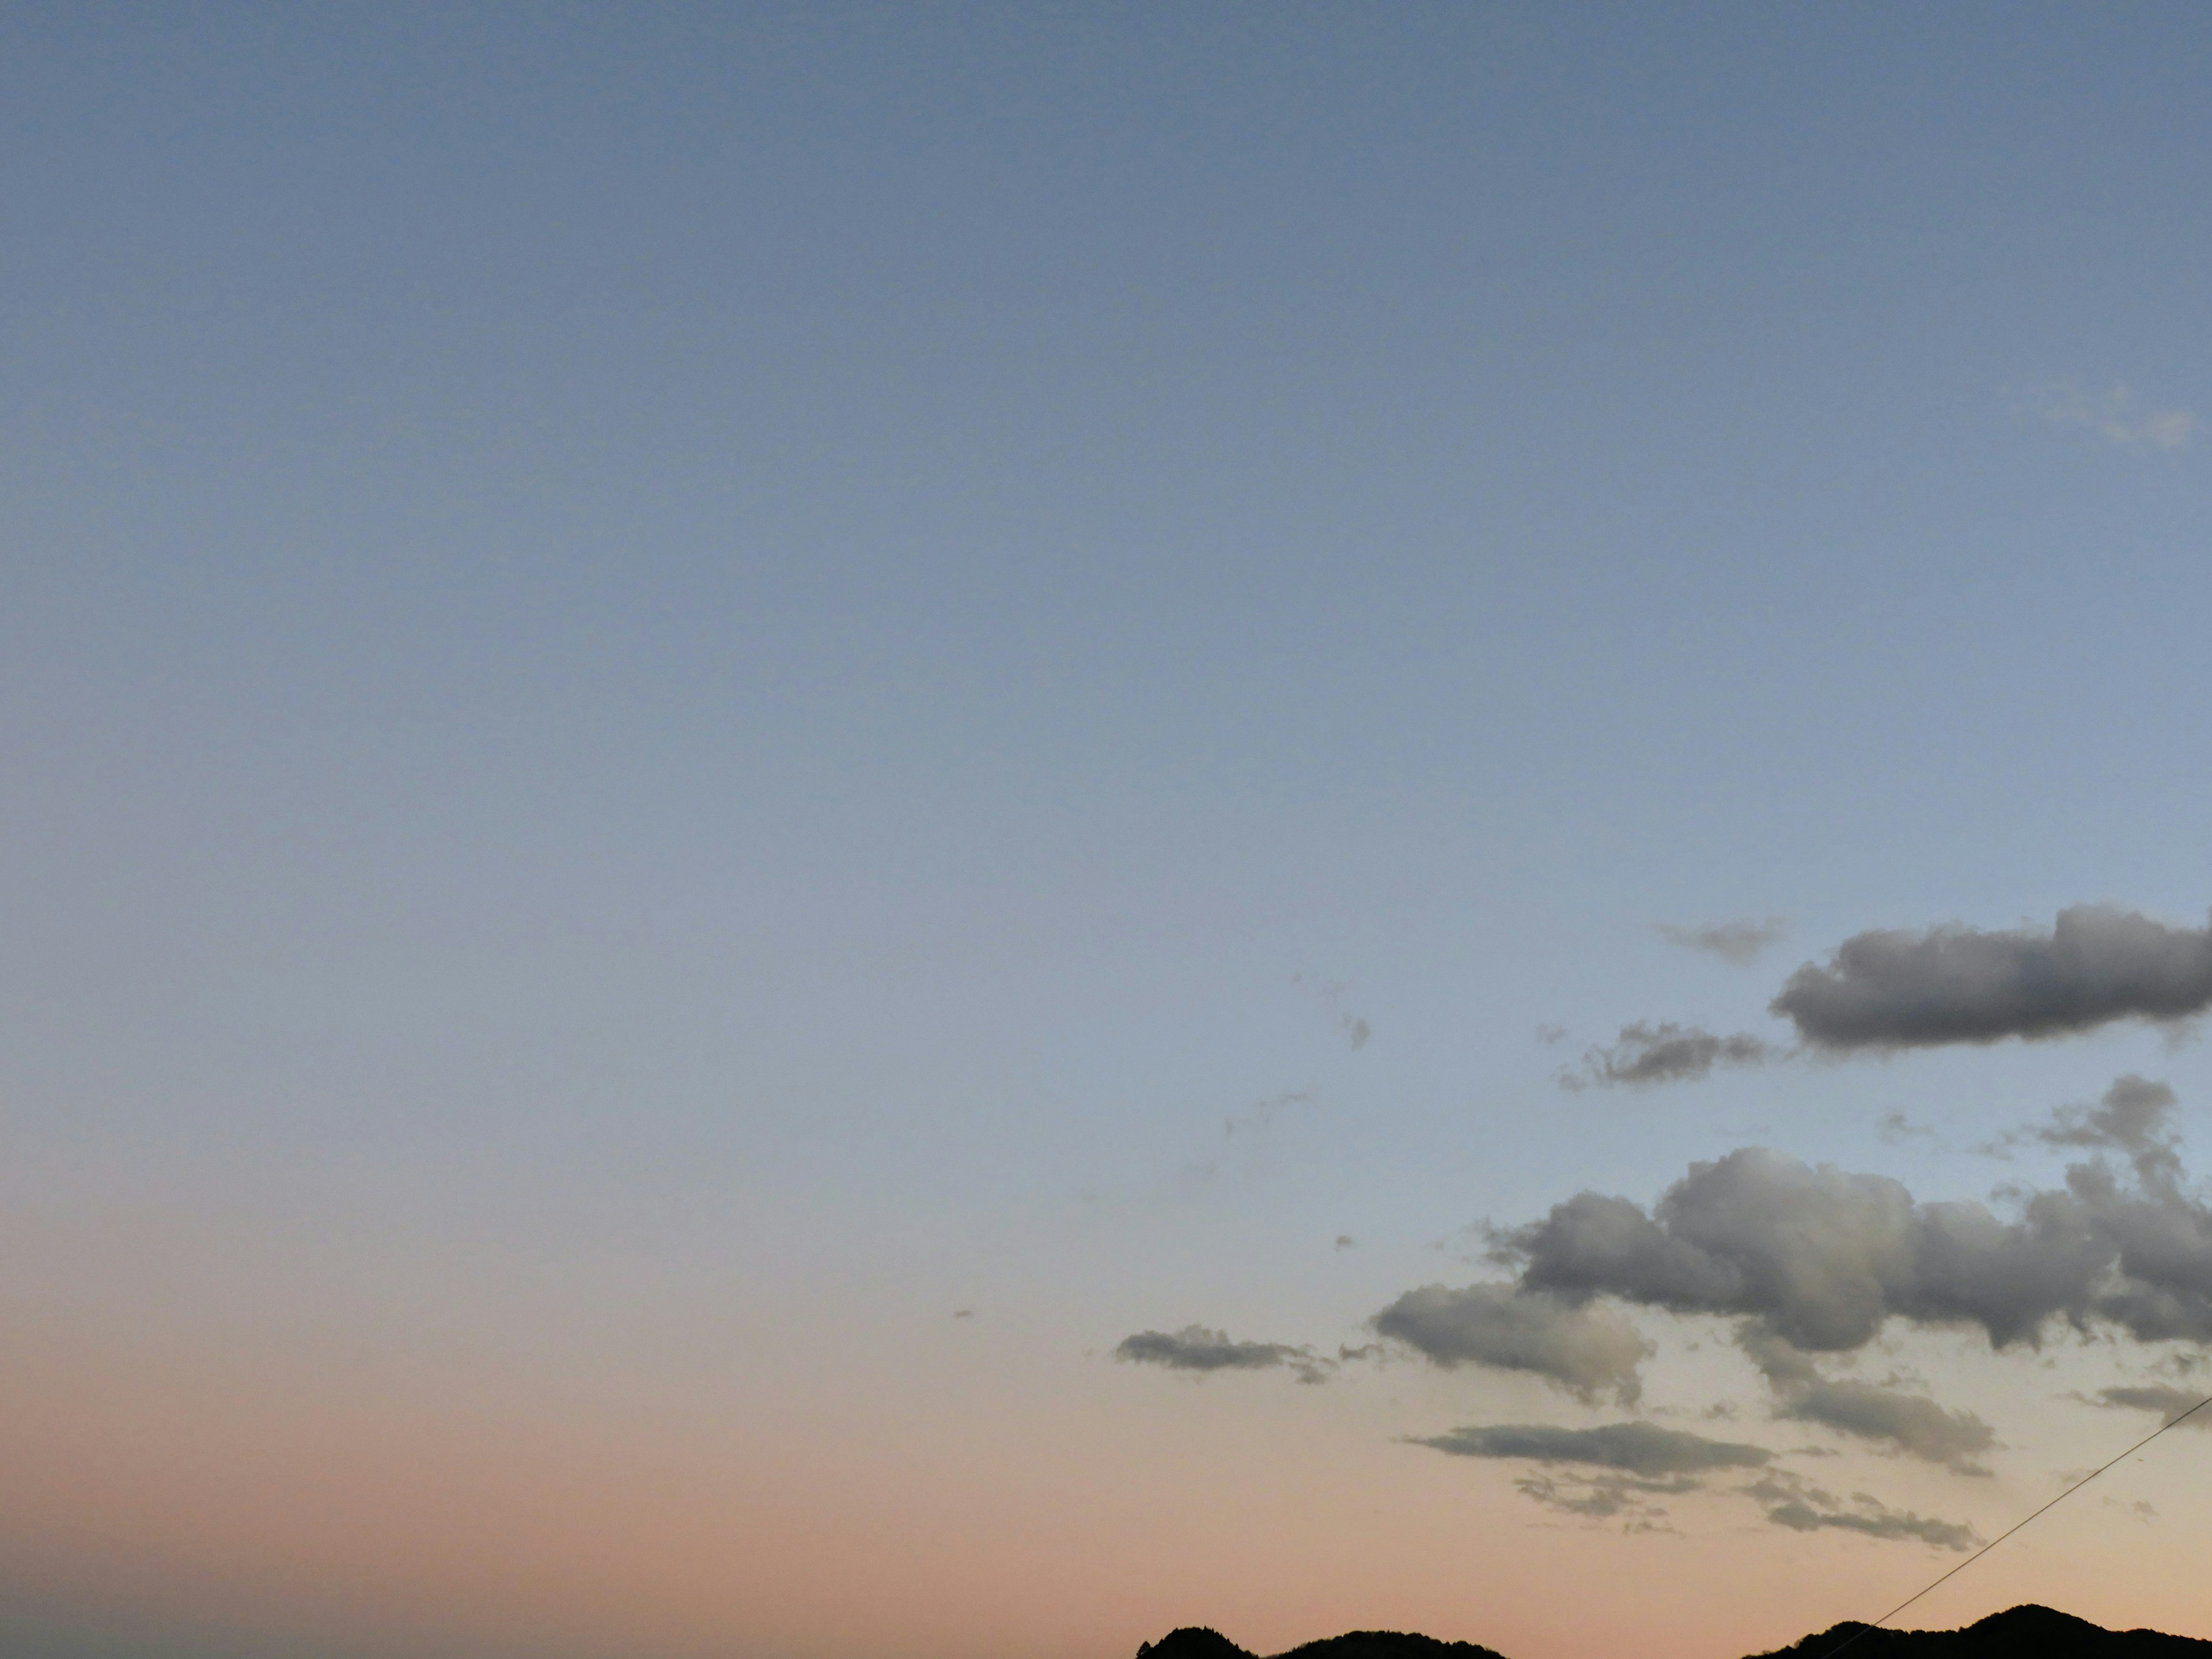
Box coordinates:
[1814,1392,2212,1659]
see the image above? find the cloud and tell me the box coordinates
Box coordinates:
[1510,1471,1691,1528]
[1224,1090,1311,1137]
[1559,1022,1776,1089]
[1371,1283,1652,1403]
[1415,1425,1974,1546]
[1771,906,2212,1052]
[1747,1331,1994,1474]
[2030,1075,2183,1191]
[1658,918,1791,965]
[1408,1421,1771,1475]
[1115,1326,1332,1384]
[1748,1473,1978,1550]
[2086,1384,2212,1427]
[1294,975,1372,1051]
[2028,381,2195,450]
[1496,1104,2212,1350]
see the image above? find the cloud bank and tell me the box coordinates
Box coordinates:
[1772,906,2212,1052]
[1501,1132,2212,1350]
[1408,1423,1975,1546]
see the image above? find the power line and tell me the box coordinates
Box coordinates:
[1816,1393,2212,1659]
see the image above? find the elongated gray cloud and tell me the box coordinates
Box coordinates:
[1772,906,2212,1052]
[1497,1120,2212,1351]
[1408,1421,1771,1475]
[1559,1021,1775,1090]
[1747,1331,1993,1474]
[1748,1474,1976,1551]
[1372,1283,1650,1403]
[1114,1325,1330,1383]
[2089,1384,2212,1426]
[1510,1469,1693,1527]
[1658,917,1790,965]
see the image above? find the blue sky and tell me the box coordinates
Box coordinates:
[10,7,2212,1658]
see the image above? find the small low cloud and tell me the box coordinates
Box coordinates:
[1748,1472,1978,1551]
[1512,1470,1691,1529]
[1771,906,2212,1052]
[1294,974,1372,1051]
[1559,1022,1775,1089]
[2029,1075,2182,1191]
[1114,1325,1332,1384]
[1658,918,1791,965]
[1224,1090,1311,1137]
[2027,381,2195,450]
[1408,1421,1771,1475]
[2085,1385,2212,1427]
[1748,1331,1994,1475]
[1372,1283,1651,1403]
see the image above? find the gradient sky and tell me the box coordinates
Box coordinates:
[13,6,2212,1658]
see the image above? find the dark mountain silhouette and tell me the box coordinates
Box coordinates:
[1754,1605,2212,1659]
[1137,1606,2212,1659]
[1135,1628,1508,1659]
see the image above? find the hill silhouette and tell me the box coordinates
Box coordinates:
[1137,1606,2212,1659]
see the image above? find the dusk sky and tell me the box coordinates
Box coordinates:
[14,7,2212,1658]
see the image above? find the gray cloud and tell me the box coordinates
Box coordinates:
[1772,906,2212,1052]
[1416,1426,1971,1547]
[2032,1075,2182,1191]
[1748,1472,1978,1551]
[1294,974,1372,1051]
[1372,1283,1651,1403]
[1512,1471,1696,1528]
[1559,1022,1775,1090]
[1114,1325,1332,1384]
[1783,1381,1995,1475]
[1408,1421,1771,1475]
[1747,1331,1993,1474]
[1658,918,1791,965]
[1496,1103,2212,1351]
[2088,1384,2212,1427]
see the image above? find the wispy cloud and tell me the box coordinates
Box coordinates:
[1407,1421,1770,1474]
[1747,1471,1978,1551]
[2080,1384,2212,1428]
[1558,1021,1776,1089]
[1657,917,1790,965]
[1293,974,1371,1050]
[2027,381,2195,450]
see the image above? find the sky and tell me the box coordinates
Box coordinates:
[10,5,2212,1658]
